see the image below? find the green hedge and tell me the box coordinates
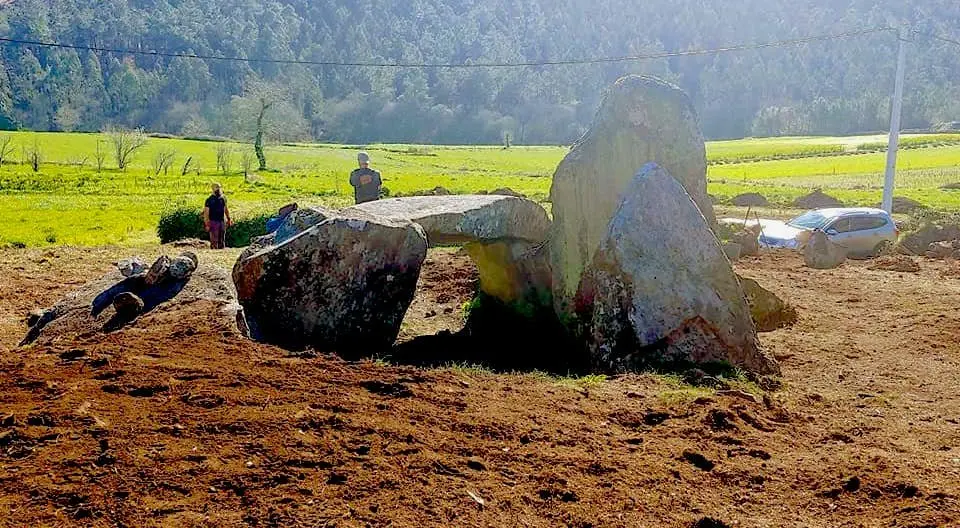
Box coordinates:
[158,206,270,247]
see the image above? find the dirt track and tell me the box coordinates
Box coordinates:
[1,247,958,527]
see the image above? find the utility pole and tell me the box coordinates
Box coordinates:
[882,26,908,214]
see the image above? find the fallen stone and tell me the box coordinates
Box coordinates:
[145,256,171,286]
[169,255,198,280]
[926,241,955,259]
[550,75,715,313]
[112,292,144,320]
[21,264,246,347]
[575,164,779,376]
[233,212,427,354]
[803,230,846,269]
[347,195,551,304]
[738,276,798,332]
[117,257,147,277]
[26,309,46,328]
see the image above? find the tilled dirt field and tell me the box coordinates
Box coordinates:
[1,246,958,527]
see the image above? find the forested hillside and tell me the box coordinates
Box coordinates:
[1,0,959,143]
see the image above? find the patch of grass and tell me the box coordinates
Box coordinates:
[6,131,960,247]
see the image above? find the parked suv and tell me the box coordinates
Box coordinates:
[759,208,898,257]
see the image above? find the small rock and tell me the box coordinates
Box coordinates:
[722,242,742,262]
[803,230,846,269]
[682,450,716,471]
[843,476,861,493]
[112,292,144,320]
[179,251,199,268]
[169,255,198,280]
[145,255,172,286]
[466,458,486,471]
[117,257,147,278]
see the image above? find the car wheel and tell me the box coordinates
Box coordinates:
[872,240,893,258]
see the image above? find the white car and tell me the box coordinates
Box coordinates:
[757,208,899,256]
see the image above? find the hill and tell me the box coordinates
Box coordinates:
[1,1,960,143]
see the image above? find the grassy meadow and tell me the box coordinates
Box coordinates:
[2,131,960,247]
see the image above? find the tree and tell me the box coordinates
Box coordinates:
[216,144,233,174]
[106,127,147,170]
[94,139,107,173]
[230,80,294,171]
[0,135,15,166]
[26,140,42,172]
[240,148,255,181]
[151,148,177,176]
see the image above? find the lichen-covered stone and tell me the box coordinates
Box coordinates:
[233,212,427,354]
[574,164,779,376]
[550,75,715,313]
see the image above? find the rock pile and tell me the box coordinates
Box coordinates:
[21,252,244,346]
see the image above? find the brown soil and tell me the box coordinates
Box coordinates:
[2,247,959,527]
[868,255,922,273]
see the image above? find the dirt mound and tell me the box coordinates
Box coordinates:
[490,187,526,198]
[868,255,921,273]
[793,190,843,209]
[166,238,208,249]
[730,192,770,207]
[873,196,926,214]
[897,224,960,255]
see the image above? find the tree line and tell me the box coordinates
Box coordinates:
[0,0,959,144]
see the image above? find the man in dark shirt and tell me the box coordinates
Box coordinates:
[349,151,382,204]
[203,183,232,249]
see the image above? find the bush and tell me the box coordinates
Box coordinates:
[157,206,206,244]
[157,206,270,247]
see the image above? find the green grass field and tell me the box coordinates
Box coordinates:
[2,131,960,247]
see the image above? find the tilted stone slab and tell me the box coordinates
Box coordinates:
[550,75,715,314]
[575,163,779,376]
[347,195,552,304]
[345,195,550,245]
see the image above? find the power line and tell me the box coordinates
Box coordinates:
[916,30,960,48]
[0,27,894,69]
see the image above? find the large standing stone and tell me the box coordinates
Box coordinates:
[803,230,846,269]
[574,164,779,376]
[348,195,552,304]
[233,212,428,354]
[550,75,715,312]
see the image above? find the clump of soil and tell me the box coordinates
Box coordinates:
[868,255,921,273]
[793,189,843,209]
[490,187,526,198]
[874,196,926,214]
[730,192,770,207]
[897,224,960,255]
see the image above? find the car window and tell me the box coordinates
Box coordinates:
[788,211,829,229]
[850,216,888,231]
[829,218,853,233]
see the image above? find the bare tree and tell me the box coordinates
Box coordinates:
[94,140,107,173]
[151,148,177,176]
[106,126,147,170]
[216,144,233,174]
[26,140,42,172]
[0,135,14,166]
[181,156,193,176]
[240,148,255,181]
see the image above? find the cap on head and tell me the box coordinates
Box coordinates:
[357,151,370,164]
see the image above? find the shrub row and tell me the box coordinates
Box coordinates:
[157,206,270,247]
